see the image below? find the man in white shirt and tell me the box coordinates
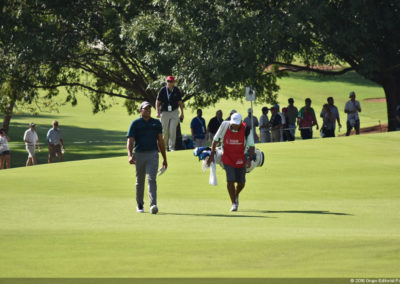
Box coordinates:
[344,91,362,136]
[259,107,270,143]
[23,123,41,166]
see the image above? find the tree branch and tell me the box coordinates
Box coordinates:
[270,62,354,75]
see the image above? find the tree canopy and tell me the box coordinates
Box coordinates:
[1,0,399,130]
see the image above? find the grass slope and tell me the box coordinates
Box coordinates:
[1,132,399,277]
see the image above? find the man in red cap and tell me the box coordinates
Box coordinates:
[156,76,184,151]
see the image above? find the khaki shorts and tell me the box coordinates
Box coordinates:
[26,145,35,158]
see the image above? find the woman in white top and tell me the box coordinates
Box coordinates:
[0,128,11,169]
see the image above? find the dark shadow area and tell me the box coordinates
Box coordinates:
[5,121,126,168]
[159,212,276,219]
[285,71,378,87]
[242,209,353,216]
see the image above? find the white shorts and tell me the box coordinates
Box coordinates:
[26,145,36,158]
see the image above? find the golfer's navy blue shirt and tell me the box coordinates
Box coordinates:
[127,117,162,152]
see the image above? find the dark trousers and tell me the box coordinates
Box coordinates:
[300,128,313,140]
[323,129,335,138]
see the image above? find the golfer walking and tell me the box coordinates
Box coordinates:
[207,113,255,212]
[127,101,167,214]
[23,123,41,166]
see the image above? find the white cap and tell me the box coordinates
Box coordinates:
[230,113,242,125]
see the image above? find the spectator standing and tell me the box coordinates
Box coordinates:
[286,98,298,140]
[320,97,341,137]
[259,107,270,143]
[46,120,64,163]
[344,91,362,136]
[207,110,223,142]
[243,108,259,143]
[321,104,336,138]
[0,128,11,169]
[156,76,184,151]
[191,109,207,147]
[270,105,282,142]
[23,123,41,166]
[282,107,293,141]
[127,101,167,214]
[207,113,255,212]
[297,98,319,140]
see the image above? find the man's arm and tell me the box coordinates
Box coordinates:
[127,137,135,164]
[356,102,361,112]
[157,133,168,169]
[156,100,161,118]
[178,100,184,121]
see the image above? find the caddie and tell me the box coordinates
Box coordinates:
[207,113,255,212]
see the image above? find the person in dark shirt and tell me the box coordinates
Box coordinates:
[207,110,223,142]
[270,105,282,142]
[191,109,207,147]
[127,101,167,214]
[156,76,184,151]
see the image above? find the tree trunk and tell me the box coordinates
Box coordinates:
[2,100,15,134]
[380,72,400,132]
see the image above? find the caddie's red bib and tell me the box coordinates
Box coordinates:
[222,123,246,168]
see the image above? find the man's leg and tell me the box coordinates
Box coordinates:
[168,110,179,151]
[48,145,54,163]
[56,145,63,161]
[135,152,146,209]
[355,120,360,135]
[5,154,10,169]
[146,151,159,207]
[227,181,236,204]
[0,155,4,169]
[32,155,37,165]
[160,112,170,149]
[346,120,352,136]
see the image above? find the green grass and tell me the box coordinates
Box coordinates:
[6,71,388,168]
[1,132,399,277]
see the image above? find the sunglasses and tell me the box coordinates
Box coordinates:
[167,80,174,83]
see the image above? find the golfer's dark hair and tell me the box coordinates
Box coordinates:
[305,98,311,103]
[262,107,269,113]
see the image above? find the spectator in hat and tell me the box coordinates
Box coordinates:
[297,98,319,139]
[0,128,11,169]
[243,108,259,143]
[286,98,298,140]
[156,76,184,151]
[344,91,362,136]
[207,113,255,212]
[191,109,207,147]
[46,120,65,163]
[23,123,41,166]
[127,101,167,214]
[259,107,270,143]
[320,97,341,137]
[207,110,223,142]
[270,105,282,142]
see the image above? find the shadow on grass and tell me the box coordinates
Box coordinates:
[285,71,378,87]
[159,212,276,219]
[243,209,353,216]
[6,121,127,168]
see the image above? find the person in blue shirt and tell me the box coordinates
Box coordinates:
[127,101,167,214]
[190,109,207,147]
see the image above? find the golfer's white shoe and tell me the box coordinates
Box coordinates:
[150,205,159,214]
[136,205,144,213]
[230,203,238,212]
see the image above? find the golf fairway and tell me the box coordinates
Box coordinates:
[1,132,399,277]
